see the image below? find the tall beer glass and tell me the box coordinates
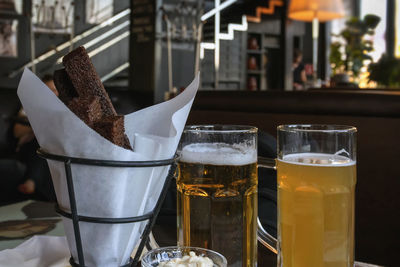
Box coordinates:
[276,125,356,267]
[177,125,258,267]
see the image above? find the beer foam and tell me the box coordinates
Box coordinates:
[281,153,356,167]
[180,143,257,165]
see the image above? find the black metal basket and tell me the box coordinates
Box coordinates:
[37,148,177,267]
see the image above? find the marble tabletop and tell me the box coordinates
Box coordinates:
[0,200,384,267]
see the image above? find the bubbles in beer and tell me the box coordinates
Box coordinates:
[282,153,355,166]
[180,143,257,166]
[277,152,356,266]
[178,143,258,266]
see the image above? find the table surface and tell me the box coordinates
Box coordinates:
[0,200,384,267]
[0,200,64,251]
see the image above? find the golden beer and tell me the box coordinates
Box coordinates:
[277,153,356,267]
[177,143,258,267]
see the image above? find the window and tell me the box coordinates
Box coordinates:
[396,0,400,58]
[360,0,387,61]
[331,0,353,37]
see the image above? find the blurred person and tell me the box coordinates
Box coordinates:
[293,49,307,90]
[0,19,17,57]
[16,74,57,197]
[0,74,57,202]
[0,1,17,57]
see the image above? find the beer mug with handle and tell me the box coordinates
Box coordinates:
[258,124,357,267]
[177,125,258,267]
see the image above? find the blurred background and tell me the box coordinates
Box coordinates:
[0,0,399,101]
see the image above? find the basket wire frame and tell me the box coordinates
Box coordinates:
[37,148,177,267]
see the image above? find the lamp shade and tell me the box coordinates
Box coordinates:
[288,0,345,22]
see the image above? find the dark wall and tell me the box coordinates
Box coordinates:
[155,44,195,102]
[130,0,200,102]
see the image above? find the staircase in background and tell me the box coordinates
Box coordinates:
[9,8,131,84]
[200,0,285,89]
[8,0,284,89]
[246,0,284,22]
[201,0,284,42]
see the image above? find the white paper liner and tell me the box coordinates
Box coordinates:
[17,69,199,267]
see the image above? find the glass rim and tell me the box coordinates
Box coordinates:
[278,124,357,133]
[184,125,258,134]
[141,246,228,265]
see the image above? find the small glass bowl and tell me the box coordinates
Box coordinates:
[141,246,227,267]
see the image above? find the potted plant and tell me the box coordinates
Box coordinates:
[330,14,381,84]
[368,55,400,88]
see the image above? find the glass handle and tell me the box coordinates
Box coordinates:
[257,218,277,254]
[258,156,276,170]
[257,157,278,254]
[147,232,160,250]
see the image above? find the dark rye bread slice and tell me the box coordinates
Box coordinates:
[93,116,132,150]
[55,46,133,150]
[62,46,116,117]
[53,68,78,104]
[67,96,103,127]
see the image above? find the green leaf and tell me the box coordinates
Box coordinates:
[363,14,381,29]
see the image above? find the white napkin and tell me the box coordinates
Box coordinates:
[0,236,69,267]
[16,69,199,267]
